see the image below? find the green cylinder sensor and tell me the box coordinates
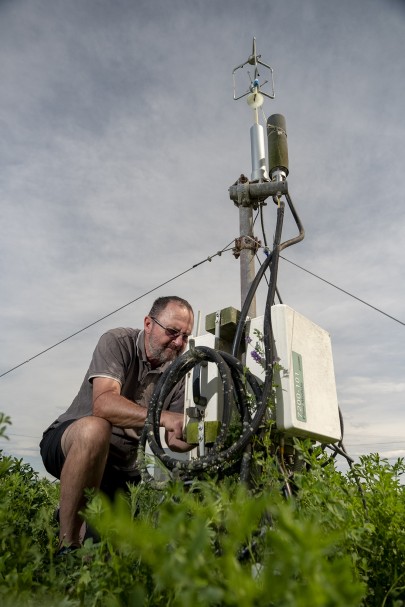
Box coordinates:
[267,113,289,181]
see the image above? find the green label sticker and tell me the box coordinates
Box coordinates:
[292,351,306,422]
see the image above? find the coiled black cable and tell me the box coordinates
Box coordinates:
[137,346,263,483]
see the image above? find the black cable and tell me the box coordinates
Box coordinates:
[325,442,354,463]
[137,346,263,484]
[254,251,285,305]
[258,198,286,304]
[259,204,268,249]
[279,193,305,251]
[231,193,303,360]
[231,249,273,359]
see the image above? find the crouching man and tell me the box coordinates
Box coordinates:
[40,296,194,555]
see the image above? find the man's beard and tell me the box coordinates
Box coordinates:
[147,333,183,365]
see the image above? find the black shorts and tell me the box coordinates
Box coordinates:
[40,420,141,499]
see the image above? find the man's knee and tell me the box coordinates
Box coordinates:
[61,416,112,458]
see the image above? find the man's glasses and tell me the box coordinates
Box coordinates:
[150,317,190,342]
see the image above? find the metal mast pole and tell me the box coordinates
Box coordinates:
[239,204,256,318]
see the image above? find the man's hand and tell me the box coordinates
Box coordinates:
[160,411,184,439]
[160,411,192,452]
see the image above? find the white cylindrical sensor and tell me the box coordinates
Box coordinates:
[250,123,268,181]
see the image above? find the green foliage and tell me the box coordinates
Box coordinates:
[0,412,404,606]
[0,450,60,603]
[0,412,12,440]
[293,443,405,606]
[0,413,13,477]
[349,454,405,605]
[80,480,364,607]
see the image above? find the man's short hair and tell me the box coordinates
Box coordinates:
[148,296,193,319]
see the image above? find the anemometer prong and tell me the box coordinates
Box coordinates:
[232,37,275,101]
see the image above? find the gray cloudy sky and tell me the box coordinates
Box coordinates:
[1,0,404,477]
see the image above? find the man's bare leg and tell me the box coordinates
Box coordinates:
[59,416,111,546]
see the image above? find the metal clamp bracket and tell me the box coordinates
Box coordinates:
[232,235,261,259]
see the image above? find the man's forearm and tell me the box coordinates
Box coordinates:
[93,389,147,428]
[93,389,186,440]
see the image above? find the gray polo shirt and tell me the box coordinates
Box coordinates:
[46,328,184,470]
